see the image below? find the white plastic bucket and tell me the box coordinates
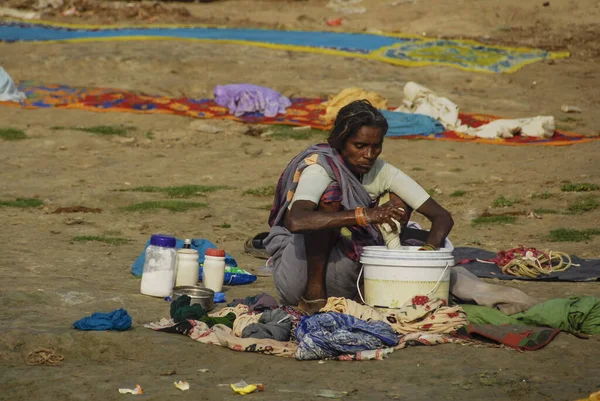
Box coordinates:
[359,246,454,309]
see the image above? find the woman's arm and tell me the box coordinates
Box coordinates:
[415,198,454,248]
[285,200,406,233]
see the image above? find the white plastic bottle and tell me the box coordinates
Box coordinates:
[203,248,226,292]
[175,248,200,287]
[140,234,177,297]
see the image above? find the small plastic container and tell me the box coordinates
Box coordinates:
[140,234,177,297]
[175,248,200,287]
[203,248,226,292]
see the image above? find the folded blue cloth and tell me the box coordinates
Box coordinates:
[379,109,446,137]
[295,312,399,360]
[73,308,132,331]
[214,292,226,303]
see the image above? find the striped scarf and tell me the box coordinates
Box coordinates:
[268,143,383,261]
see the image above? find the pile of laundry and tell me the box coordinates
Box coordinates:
[145,290,600,360]
[321,83,556,140]
[146,292,469,361]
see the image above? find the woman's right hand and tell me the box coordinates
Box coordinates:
[366,202,407,230]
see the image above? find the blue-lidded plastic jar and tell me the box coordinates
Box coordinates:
[150,234,177,248]
[140,234,178,297]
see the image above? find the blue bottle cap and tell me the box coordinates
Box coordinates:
[150,234,176,248]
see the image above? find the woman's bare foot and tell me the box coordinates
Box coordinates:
[298,297,327,315]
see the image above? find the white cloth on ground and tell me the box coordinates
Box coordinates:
[455,116,555,139]
[0,67,26,103]
[394,81,555,139]
[394,82,461,130]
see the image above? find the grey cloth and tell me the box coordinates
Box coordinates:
[265,229,360,305]
[241,309,293,341]
[450,266,538,315]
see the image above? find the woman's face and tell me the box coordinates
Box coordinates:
[340,126,385,176]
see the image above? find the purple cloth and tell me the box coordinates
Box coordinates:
[213,84,292,117]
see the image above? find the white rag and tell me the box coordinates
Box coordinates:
[394,82,555,139]
[0,67,26,103]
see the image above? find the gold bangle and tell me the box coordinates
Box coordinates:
[355,207,368,226]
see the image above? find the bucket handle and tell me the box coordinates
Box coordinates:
[356,261,452,309]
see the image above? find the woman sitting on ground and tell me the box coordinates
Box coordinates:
[264,100,454,315]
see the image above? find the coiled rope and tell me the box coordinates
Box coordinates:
[480,246,579,278]
[25,348,64,366]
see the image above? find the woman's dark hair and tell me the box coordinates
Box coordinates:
[327,99,388,151]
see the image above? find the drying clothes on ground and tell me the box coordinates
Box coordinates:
[230,304,303,340]
[394,82,460,130]
[454,324,560,351]
[264,143,430,305]
[73,308,132,331]
[0,66,26,103]
[395,81,555,139]
[320,296,468,334]
[461,296,600,335]
[228,292,278,312]
[213,84,291,117]
[295,312,399,360]
[321,87,387,122]
[146,294,494,360]
[233,312,262,337]
[451,266,538,315]
[242,308,292,341]
[379,109,446,137]
[459,116,555,139]
[146,315,298,358]
[170,295,236,327]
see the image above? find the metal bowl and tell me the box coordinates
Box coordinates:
[172,286,215,312]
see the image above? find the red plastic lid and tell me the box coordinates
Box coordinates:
[206,248,225,257]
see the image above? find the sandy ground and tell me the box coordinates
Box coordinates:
[1,1,600,400]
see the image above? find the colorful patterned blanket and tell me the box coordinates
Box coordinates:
[0,20,569,74]
[1,82,596,146]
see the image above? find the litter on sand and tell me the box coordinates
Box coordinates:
[198,368,210,373]
[231,380,264,395]
[118,385,143,395]
[174,380,190,391]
